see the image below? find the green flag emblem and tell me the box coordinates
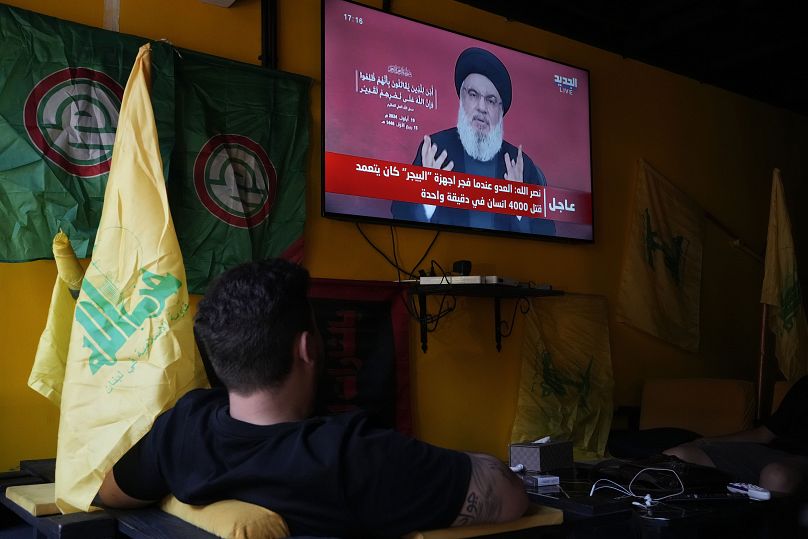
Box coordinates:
[193,134,277,228]
[24,68,123,177]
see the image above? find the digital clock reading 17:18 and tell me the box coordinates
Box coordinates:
[343,13,363,24]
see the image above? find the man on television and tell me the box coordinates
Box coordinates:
[391,47,556,236]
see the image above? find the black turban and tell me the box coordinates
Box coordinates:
[454,47,512,115]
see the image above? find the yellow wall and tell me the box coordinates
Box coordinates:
[2,0,807,471]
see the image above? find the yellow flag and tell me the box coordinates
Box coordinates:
[761,169,808,381]
[511,295,614,460]
[53,231,85,292]
[29,231,84,406]
[616,160,704,352]
[55,44,207,513]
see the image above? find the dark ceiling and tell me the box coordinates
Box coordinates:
[457,1,808,115]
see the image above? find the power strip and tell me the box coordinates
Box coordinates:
[484,276,520,286]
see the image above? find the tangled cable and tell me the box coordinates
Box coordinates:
[589,467,685,507]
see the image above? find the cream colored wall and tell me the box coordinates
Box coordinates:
[1,0,806,470]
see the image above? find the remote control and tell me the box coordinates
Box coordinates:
[727,482,771,500]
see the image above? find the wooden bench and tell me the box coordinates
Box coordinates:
[0,459,215,539]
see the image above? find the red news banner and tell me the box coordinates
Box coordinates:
[326,152,592,224]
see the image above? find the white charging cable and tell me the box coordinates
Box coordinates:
[631,494,654,509]
[589,467,685,507]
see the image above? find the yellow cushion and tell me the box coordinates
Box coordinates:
[402,504,563,539]
[160,496,289,539]
[639,378,754,436]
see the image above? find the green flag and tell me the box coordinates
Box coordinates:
[168,50,310,294]
[0,5,174,261]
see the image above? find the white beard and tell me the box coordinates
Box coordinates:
[456,103,503,162]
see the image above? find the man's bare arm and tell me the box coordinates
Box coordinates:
[451,452,528,527]
[698,425,775,444]
[663,425,777,466]
[95,468,156,509]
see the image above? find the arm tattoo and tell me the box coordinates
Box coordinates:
[453,453,510,525]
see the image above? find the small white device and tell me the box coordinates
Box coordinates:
[531,474,560,486]
[521,474,560,489]
[727,482,771,501]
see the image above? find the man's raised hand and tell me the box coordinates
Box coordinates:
[504,145,524,182]
[421,135,454,171]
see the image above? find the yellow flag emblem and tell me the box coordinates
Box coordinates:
[761,169,808,381]
[616,160,704,352]
[55,43,206,513]
[512,295,614,460]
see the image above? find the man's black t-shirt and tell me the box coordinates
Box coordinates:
[114,388,471,537]
[764,375,808,454]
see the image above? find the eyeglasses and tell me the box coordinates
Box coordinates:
[461,87,501,108]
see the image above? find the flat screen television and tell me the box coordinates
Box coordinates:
[322,0,593,241]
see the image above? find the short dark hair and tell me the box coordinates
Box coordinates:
[194,259,312,394]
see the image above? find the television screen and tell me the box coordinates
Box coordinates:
[323,0,593,241]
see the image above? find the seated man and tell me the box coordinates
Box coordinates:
[97,259,528,537]
[664,376,808,495]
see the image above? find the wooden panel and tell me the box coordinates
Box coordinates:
[5,483,59,516]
